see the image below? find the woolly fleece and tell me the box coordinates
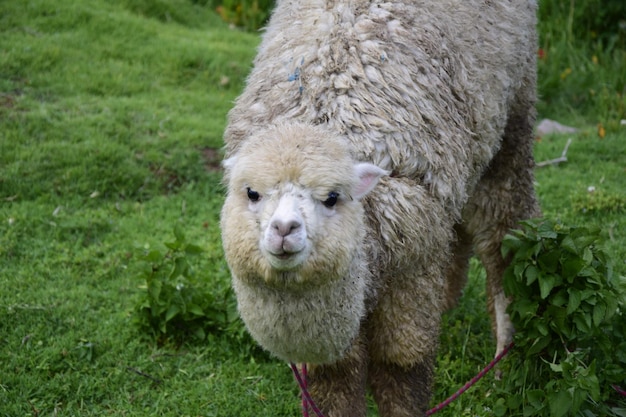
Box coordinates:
[220,0,540,414]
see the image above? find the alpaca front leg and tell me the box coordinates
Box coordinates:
[369,358,435,417]
[305,336,368,417]
[365,269,445,417]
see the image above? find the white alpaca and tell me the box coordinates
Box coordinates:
[221,0,540,414]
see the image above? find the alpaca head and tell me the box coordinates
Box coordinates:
[221,122,388,289]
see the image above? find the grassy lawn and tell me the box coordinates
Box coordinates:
[1,0,624,416]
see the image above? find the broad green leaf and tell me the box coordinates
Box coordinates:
[582,247,594,263]
[580,288,596,301]
[578,266,596,277]
[494,398,507,416]
[578,361,600,400]
[528,335,551,355]
[526,389,545,408]
[537,321,549,336]
[503,268,518,296]
[560,235,578,254]
[187,303,205,316]
[538,249,560,273]
[539,273,557,299]
[511,298,537,318]
[573,314,591,333]
[170,256,188,279]
[573,233,599,251]
[567,289,582,315]
[501,234,522,258]
[165,304,180,322]
[531,242,543,258]
[185,243,204,255]
[571,387,587,414]
[546,305,567,331]
[514,262,527,279]
[605,295,618,320]
[561,255,585,281]
[592,302,606,326]
[549,389,572,417]
[552,289,568,307]
[525,264,539,285]
[507,394,523,410]
[537,220,558,238]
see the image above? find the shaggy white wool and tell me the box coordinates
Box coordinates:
[232,263,369,364]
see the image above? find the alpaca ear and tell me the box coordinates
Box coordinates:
[222,155,238,170]
[352,163,389,199]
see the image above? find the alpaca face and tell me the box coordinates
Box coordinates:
[258,187,325,271]
[221,122,387,287]
[260,191,309,270]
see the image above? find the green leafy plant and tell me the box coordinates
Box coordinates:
[135,226,239,344]
[572,190,626,215]
[215,0,273,31]
[497,218,626,417]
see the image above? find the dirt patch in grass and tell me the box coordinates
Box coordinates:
[200,147,223,173]
[149,164,186,194]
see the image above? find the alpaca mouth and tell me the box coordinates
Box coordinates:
[265,247,308,271]
[266,240,305,258]
[270,249,301,261]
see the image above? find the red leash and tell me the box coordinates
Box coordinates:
[290,363,324,417]
[290,342,514,417]
[613,384,626,397]
[425,342,514,415]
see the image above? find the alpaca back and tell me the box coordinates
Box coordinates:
[225,0,537,217]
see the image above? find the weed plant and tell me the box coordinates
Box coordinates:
[499,219,626,416]
[0,0,624,416]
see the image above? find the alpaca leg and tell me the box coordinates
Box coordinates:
[305,334,369,417]
[368,357,435,417]
[463,103,541,355]
[366,263,446,416]
[444,224,474,310]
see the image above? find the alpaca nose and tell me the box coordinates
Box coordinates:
[271,217,302,237]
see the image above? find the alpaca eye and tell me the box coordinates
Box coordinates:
[246,187,260,202]
[323,191,339,208]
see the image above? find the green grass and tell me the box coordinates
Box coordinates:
[1,0,624,416]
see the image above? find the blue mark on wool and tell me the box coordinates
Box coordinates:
[286,57,305,94]
[288,66,301,82]
[380,54,387,62]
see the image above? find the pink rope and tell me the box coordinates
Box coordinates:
[613,385,626,397]
[425,342,514,415]
[290,363,325,417]
[302,363,310,417]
